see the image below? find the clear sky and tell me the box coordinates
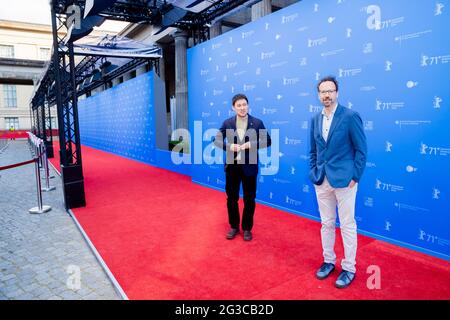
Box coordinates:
[0,0,128,32]
[0,0,52,25]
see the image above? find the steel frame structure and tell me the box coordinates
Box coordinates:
[31,0,256,209]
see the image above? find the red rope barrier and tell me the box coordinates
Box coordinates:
[0,152,44,171]
[0,158,36,171]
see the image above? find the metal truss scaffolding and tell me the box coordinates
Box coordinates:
[31,0,257,209]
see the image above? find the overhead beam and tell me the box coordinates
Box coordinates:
[0,58,46,68]
[221,20,243,28]
[0,78,35,85]
[272,5,282,12]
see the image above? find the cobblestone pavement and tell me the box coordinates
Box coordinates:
[0,140,121,300]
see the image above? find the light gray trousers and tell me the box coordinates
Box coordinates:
[314,177,358,273]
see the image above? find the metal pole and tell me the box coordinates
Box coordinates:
[38,143,44,170]
[29,142,52,214]
[50,0,67,166]
[39,140,44,169]
[41,143,56,192]
[42,140,55,179]
[33,139,38,158]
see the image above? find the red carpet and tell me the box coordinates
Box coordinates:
[0,130,29,139]
[50,145,450,299]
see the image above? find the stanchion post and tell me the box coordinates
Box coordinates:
[38,140,44,170]
[29,138,52,214]
[41,142,55,192]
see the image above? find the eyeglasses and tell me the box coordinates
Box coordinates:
[319,90,336,95]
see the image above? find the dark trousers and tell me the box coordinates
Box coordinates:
[225,164,257,231]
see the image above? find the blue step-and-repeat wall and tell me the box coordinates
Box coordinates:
[187,0,450,260]
[78,71,191,175]
[78,72,157,165]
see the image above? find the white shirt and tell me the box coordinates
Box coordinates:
[321,103,338,142]
[235,115,248,160]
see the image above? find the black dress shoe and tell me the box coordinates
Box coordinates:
[315,262,335,280]
[226,228,239,240]
[243,230,252,241]
[335,270,355,289]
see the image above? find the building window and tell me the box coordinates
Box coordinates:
[5,117,19,130]
[0,44,14,58]
[51,116,57,129]
[39,47,51,60]
[3,85,17,108]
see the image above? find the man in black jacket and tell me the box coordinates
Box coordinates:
[214,93,271,241]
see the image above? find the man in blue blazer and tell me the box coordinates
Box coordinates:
[309,76,367,289]
[214,93,271,241]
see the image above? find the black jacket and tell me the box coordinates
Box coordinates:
[214,114,271,176]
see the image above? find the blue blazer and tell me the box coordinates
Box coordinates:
[309,104,367,188]
[214,114,271,176]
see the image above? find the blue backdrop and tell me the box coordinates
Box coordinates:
[78,72,157,165]
[187,0,450,260]
[78,70,191,175]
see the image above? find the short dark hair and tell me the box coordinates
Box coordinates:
[232,93,248,106]
[317,76,339,92]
